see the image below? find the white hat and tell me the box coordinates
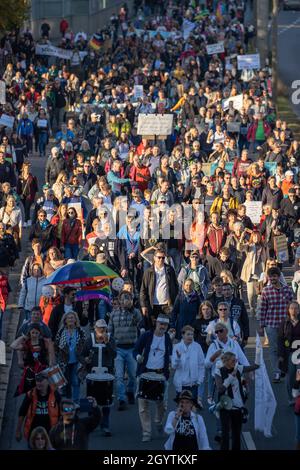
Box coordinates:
[156,315,170,324]
[285,170,294,177]
[95,319,108,329]
[42,285,54,298]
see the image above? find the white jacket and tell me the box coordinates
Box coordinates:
[205,338,249,377]
[172,340,205,391]
[164,411,210,450]
[18,276,47,311]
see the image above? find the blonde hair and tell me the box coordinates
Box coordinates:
[29,427,53,450]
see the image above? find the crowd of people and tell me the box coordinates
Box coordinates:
[1,0,300,452]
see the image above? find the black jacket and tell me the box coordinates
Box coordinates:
[140,264,179,311]
[262,186,283,208]
[45,156,67,186]
[49,407,101,450]
[227,296,250,341]
[29,222,56,253]
[133,330,172,378]
[278,318,300,373]
[0,233,18,267]
[280,197,300,229]
[80,334,116,374]
[0,161,16,186]
[48,301,87,340]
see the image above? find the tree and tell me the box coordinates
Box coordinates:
[0,0,30,31]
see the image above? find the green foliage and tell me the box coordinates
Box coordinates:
[0,0,30,31]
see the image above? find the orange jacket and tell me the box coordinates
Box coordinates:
[24,386,60,440]
[39,295,61,325]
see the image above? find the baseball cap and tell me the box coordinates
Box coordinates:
[156,315,170,324]
[95,319,108,329]
[285,170,294,177]
[43,183,50,191]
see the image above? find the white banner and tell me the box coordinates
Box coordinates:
[0,81,6,105]
[222,93,244,111]
[255,333,277,437]
[134,85,144,100]
[245,201,263,224]
[237,53,261,70]
[36,44,87,60]
[182,19,196,40]
[0,114,14,128]
[227,122,241,133]
[37,119,48,128]
[137,114,174,136]
[206,42,225,55]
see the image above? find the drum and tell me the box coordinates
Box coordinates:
[137,373,166,401]
[86,372,114,406]
[45,365,67,388]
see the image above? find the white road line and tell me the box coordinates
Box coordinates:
[242,431,257,450]
[278,16,300,35]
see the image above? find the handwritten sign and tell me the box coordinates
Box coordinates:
[35,44,87,60]
[274,235,289,263]
[245,201,263,225]
[0,114,14,128]
[222,94,244,111]
[137,114,174,136]
[206,42,225,55]
[0,81,6,105]
[134,85,144,100]
[227,122,241,133]
[237,54,261,70]
[37,119,48,128]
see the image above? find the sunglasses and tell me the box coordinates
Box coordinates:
[63,406,75,413]
[156,256,165,260]
[215,329,224,334]
[218,308,228,311]
[68,211,75,215]
[39,214,46,217]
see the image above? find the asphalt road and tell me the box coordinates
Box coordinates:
[278,9,300,117]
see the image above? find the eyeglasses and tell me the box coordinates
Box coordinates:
[39,214,46,218]
[215,329,224,334]
[62,407,75,413]
[159,201,166,204]
[68,211,75,215]
[156,256,165,260]
[218,308,228,311]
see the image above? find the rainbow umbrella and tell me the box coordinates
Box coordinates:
[76,279,112,302]
[45,261,118,285]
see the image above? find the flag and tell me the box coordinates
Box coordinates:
[89,33,103,51]
[182,19,196,40]
[254,333,277,437]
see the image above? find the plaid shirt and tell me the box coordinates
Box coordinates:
[260,284,294,328]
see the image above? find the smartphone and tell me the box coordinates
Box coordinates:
[80,398,93,413]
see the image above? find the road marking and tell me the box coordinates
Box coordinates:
[242,431,256,450]
[278,16,300,35]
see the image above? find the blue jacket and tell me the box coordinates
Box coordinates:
[133,331,172,379]
[17,118,34,137]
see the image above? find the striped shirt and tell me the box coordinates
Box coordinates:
[260,284,293,328]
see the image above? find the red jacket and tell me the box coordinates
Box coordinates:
[247,120,271,142]
[0,274,10,310]
[129,164,151,192]
[205,224,225,256]
[61,219,82,246]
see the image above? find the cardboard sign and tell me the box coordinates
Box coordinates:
[0,81,6,105]
[222,94,244,111]
[137,114,174,136]
[227,122,241,133]
[206,42,225,55]
[37,119,48,128]
[0,114,14,128]
[245,201,263,225]
[237,53,261,70]
[274,235,289,263]
[134,85,144,100]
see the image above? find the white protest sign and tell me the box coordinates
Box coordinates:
[134,85,144,100]
[227,122,241,133]
[0,340,5,365]
[0,114,14,128]
[137,114,174,136]
[206,42,224,55]
[37,119,48,128]
[0,81,6,105]
[237,53,261,70]
[36,44,87,61]
[245,201,262,224]
[222,93,244,111]
[182,19,196,40]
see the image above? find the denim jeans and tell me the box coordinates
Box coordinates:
[287,352,298,400]
[64,243,79,260]
[168,248,182,274]
[265,326,280,376]
[115,347,136,402]
[38,131,48,157]
[98,299,111,321]
[198,368,215,400]
[65,362,80,403]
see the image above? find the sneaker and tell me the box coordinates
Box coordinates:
[118,400,127,411]
[127,392,135,405]
[207,397,215,406]
[142,434,151,442]
[272,373,281,383]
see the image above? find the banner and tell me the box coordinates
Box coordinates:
[206,41,224,55]
[36,44,87,60]
[137,114,174,136]
[274,235,289,263]
[0,81,6,105]
[245,201,263,224]
[237,53,261,70]
[255,333,277,437]
[227,122,241,133]
[222,94,244,111]
[0,114,14,128]
[182,19,196,40]
[203,162,277,177]
[134,85,144,100]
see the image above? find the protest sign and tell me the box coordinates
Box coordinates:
[182,19,196,40]
[274,235,289,263]
[227,121,241,133]
[237,53,261,70]
[206,42,224,55]
[245,201,263,224]
[0,341,5,365]
[0,81,6,105]
[222,94,244,111]
[134,85,144,100]
[0,114,14,128]
[37,119,48,128]
[137,114,173,136]
[36,44,87,61]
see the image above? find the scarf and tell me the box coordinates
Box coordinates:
[39,220,49,230]
[183,290,198,304]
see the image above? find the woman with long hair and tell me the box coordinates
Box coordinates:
[29,426,54,450]
[16,161,38,227]
[43,247,65,277]
[50,204,68,248]
[0,194,23,249]
[61,207,82,260]
[52,171,69,202]
[55,311,86,405]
